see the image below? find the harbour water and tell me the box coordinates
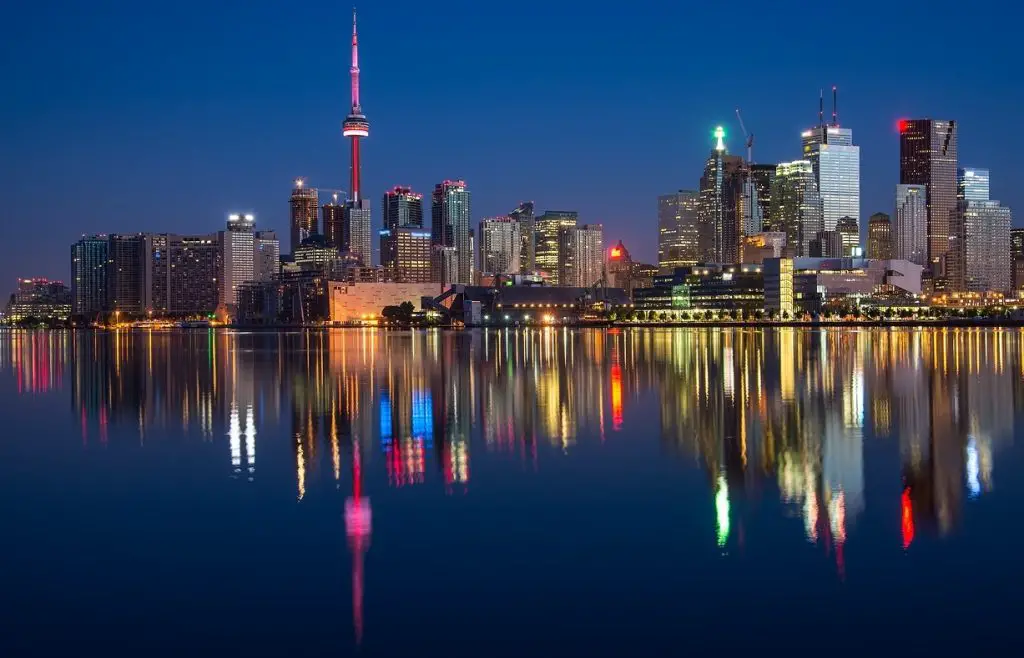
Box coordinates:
[1,327,1022,655]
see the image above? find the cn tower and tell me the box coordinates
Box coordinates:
[342,8,369,202]
[340,8,373,265]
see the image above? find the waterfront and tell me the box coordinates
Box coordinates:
[1,327,1022,655]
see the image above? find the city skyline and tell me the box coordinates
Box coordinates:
[2,1,1020,288]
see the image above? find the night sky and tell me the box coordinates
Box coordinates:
[1,0,1018,292]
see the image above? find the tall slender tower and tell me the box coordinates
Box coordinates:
[342,9,373,264]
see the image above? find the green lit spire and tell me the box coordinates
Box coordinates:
[714,125,726,152]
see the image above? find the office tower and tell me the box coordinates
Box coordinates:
[254,231,280,281]
[479,217,521,275]
[106,234,149,314]
[801,88,860,231]
[894,184,928,266]
[71,235,108,318]
[899,119,958,274]
[469,228,476,283]
[323,195,345,250]
[535,210,577,284]
[221,213,255,308]
[836,215,859,256]
[658,190,701,272]
[698,126,744,263]
[811,230,843,258]
[867,212,894,259]
[750,164,776,230]
[559,223,604,287]
[379,227,433,283]
[430,180,472,284]
[509,201,535,271]
[342,11,373,267]
[167,234,221,314]
[381,186,425,272]
[963,200,1012,292]
[1011,228,1024,292]
[772,161,823,257]
[958,167,990,202]
[606,240,634,291]
[289,179,319,254]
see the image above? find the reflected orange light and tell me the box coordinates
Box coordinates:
[901,487,914,549]
[610,363,623,430]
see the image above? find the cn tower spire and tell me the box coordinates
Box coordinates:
[350,7,360,110]
[342,7,369,203]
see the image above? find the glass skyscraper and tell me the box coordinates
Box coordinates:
[958,167,990,202]
[899,119,958,276]
[801,126,860,232]
[71,235,108,318]
[535,210,577,285]
[894,184,928,266]
[963,200,1011,292]
[657,190,701,272]
[431,180,472,285]
[772,161,823,257]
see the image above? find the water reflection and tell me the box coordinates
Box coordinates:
[0,327,1020,649]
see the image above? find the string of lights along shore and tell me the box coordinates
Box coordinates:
[9,9,1018,327]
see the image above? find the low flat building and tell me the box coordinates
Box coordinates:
[635,263,763,312]
[330,282,443,324]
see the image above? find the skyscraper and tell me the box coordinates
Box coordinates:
[1011,228,1024,292]
[107,233,149,314]
[322,194,345,250]
[894,184,928,266]
[750,164,776,230]
[380,227,433,283]
[166,234,221,315]
[220,213,256,309]
[802,90,860,231]
[509,202,535,272]
[535,210,577,284]
[478,217,521,275]
[899,119,958,274]
[558,224,603,287]
[254,231,280,281]
[71,235,108,318]
[963,200,1011,292]
[431,180,471,284]
[772,161,822,257]
[342,10,372,266]
[289,179,318,255]
[836,216,860,256]
[698,126,744,263]
[867,213,894,260]
[658,190,701,272]
[958,167,990,202]
[381,186,425,273]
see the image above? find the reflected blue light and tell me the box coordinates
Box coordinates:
[966,437,980,499]
[412,389,433,447]
[380,393,392,446]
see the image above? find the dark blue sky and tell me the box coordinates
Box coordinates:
[1,0,1018,290]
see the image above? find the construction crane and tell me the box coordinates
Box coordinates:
[319,188,348,204]
[735,108,757,234]
[735,108,753,164]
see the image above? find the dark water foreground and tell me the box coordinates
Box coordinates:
[1,327,1021,656]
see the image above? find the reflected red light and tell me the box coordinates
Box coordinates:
[897,119,909,133]
[610,363,623,430]
[901,487,914,549]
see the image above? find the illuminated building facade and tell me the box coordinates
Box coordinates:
[962,200,1012,293]
[772,160,823,257]
[431,180,472,284]
[894,184,927,266]
[811,230,843,258]
[254,231,280,281]
[380,227,433,283]
[71,235,108,318]
[322,197,345,250]
[165,234,221,315]
[106,233,149,314]
[534,210,577,284]
[763,258,794,315]
[1011,228,1024,293]
[220,213,255,309]
[867,213,893,260]
[802,123,860,232]
[509,201,535,272]
[478,217,521,276]
[958,167,989,202]
[381,186,425,274]
[836,215,860,256]
[899,119,958,278]
[698,127,744,263]
[295,235,340,272]
[4,278,72,323]
[558,223,603,288]
[658,190,701,272]
[750,163,776,230]
[289,179,319,255]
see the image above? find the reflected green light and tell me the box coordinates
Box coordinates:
[715,474,730,546]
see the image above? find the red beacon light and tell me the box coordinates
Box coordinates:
[610,247,622,259]
[897,119,909,133]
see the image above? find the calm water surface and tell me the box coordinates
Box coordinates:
[1,327,1022,656]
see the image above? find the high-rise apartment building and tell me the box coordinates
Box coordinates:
[71,235,108,318]
[254,231,280,281]
[431,180,471,284]
[322,196,345,250]
[750,164,776,230]
[559,224,604,288]
[344,202,372,265]
[221,213,255,308]
[836,215,860,256]
[772,161,823,257]
[289,179,319,255]
[894,184,928,266]
[958,167,990,203]
[899,119,958,274]
[867,213,894,260]
[811,230,843,258]
[478,217,521,275]
[381,186,425,273]
[963,200,1011,292]
[150,234,221,315]
[509,202,535,272]
[658,190,701,272]
[379,227,433,283]
[802,122,860,231]
[106,234,149,314]
[535,210,577,284]
[1011,228,1024,292]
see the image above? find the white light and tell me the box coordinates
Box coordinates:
[342,128,369,137]
[228,214,240,221]
[244,214,255,221]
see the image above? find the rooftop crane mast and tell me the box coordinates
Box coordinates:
[735,108,756,234]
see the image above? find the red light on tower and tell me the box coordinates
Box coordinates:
[897,118,909,134]
[610,247,622,259]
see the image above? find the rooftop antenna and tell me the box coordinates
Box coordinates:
[832,85,838,126]
[819,89,824,128]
